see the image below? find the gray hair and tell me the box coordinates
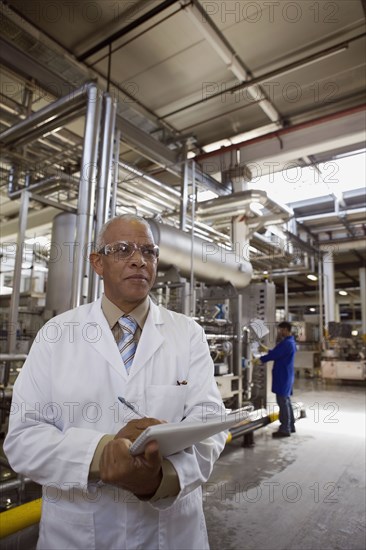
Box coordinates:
[95,214,153,251]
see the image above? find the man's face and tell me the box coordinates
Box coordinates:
[278,327,290,339]
[90,219,158,312]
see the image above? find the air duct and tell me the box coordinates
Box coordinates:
[147,220,252,289]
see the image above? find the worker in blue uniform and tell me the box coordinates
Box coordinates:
[257,321,297,438]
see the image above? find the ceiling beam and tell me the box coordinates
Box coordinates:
[196,105,366,177]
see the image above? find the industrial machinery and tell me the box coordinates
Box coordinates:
[321,322,366,381]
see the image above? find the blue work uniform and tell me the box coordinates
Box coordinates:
[260,335,297,434]
[260,335,296,396]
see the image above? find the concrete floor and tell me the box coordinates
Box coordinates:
[203,378,366,550]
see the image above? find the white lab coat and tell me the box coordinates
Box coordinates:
[4,298,226,550]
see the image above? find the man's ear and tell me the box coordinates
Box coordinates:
[89,252,104,277]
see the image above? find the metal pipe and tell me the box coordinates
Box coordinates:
[71,85,102,308]
[190,161,196,316]
[0,354,27,361]
[0,477,33,493]
[7,190,29,358]
[0,84,92,146]
[147,220,252,288]
[91,95,117,300]
[180,150,189,231]
[196,190,268,217]
[284,275,289,318]
[119,161,181,198]
[110,130,121,217]
[318,258,324,342]
[8,174,78,199]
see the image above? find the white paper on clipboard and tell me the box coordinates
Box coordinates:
[249,319,269,339]
[129,412,244,457]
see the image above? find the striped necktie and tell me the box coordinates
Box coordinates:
[118,316,137,372]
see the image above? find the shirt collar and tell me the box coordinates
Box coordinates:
[101,294,150,330]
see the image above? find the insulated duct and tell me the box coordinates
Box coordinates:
[147,220,252,289]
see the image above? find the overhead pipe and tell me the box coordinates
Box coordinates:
[8,174,78,199]
[0,84,94,146]
[147,219,252,289]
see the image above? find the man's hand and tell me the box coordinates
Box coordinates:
[114,417,165,442]
[252,357,262,367]
[99,438,163,497]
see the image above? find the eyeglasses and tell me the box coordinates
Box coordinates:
[98,241,159,261]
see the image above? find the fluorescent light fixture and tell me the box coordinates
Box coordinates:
[351,330,358,336]
[263,270,268,275]
[230,122,279,144]
[307,274,318,281]
[187,151,196,159]
[202,139,232,153]
[338,290,348,296]
[309,307,316,312]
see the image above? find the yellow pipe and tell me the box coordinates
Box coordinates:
[0,498,42,539]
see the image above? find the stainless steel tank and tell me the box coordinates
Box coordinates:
[45,212,77,315]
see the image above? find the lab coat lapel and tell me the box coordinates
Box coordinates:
[87,299,128,380]
[128,300,164,380]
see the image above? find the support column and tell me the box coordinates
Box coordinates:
[360,267,366,340]
[323,249,336,332]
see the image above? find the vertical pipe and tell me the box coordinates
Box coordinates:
[359,267,366,340]
[323,250,335,332]
[103,99,117,223]
[7,190,30,355]
[284,274,288,319]
[110,129,121,217]
[237,293,244,407]
[90,95,117,302]
[180,144,189,231]
[85,90,103,283]
[190,160,196,317]
[318,256,324,345]
[71,85,102,308]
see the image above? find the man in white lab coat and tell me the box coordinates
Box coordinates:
[4,214,227,550]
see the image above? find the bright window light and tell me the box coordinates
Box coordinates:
[248,150,366,205]
[196,190,219,202]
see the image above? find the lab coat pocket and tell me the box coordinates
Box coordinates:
[37,502,95,550]
[146,385,188,422]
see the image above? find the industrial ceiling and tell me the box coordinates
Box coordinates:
[0,0,365,318]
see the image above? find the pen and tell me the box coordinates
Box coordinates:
[118,396,146,418]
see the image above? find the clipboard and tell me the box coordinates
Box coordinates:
[129,412,244,457]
